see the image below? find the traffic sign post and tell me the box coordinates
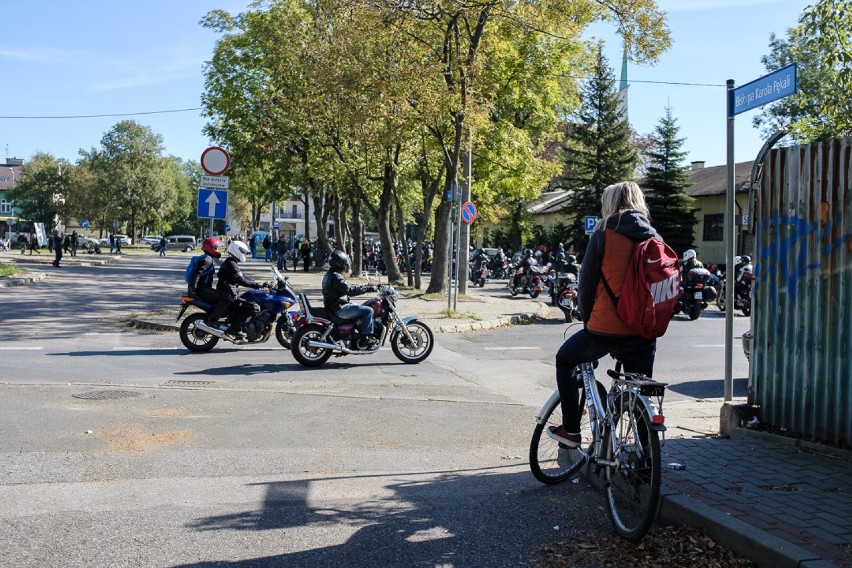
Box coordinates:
[197,189,229,220]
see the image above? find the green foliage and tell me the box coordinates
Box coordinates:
[558,47,638,252]
[643,107,697,255]
[7,153,72,227]
[754,0,852,142]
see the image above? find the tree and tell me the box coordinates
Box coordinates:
[558,47,638,253]
[754,0,852,142]
[7,153,72,228]
[643,106,696,256]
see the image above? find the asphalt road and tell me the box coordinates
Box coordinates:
[0,256,750,566]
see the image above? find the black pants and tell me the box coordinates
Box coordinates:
[208,296,258,331]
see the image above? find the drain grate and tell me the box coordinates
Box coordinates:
[163,380,215,386]
[72,390,143,400]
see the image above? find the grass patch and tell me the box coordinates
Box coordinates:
[436,308,484,320]
[0,263,23,278]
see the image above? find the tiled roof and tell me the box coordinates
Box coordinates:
[684,161,754,196]
[527,190,572,214]
[0,165,21,191]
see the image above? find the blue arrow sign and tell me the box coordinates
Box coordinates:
[197,189,228,220]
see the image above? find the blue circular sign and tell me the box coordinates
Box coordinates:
[460,201,477,224]
[80,219,89,228]
[224,224,231,232]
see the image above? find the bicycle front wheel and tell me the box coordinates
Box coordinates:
[604,392,661,541]
[529,388,596,484]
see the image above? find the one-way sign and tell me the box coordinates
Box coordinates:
[197,189,228,220]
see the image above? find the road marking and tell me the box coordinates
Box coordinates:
[693,344,726,347]
[483,346,541,350]
[0,346,43,350]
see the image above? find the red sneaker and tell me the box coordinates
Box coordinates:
[546,426,581,448]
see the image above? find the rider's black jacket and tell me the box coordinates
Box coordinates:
[216,257,260,301]
[188,254,216,298]
[322,270,374,312]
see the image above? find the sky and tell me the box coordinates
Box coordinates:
[0,0,812,171]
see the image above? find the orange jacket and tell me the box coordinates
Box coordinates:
[587,229,636,336]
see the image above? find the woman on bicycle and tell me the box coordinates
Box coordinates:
[548,181,660,448]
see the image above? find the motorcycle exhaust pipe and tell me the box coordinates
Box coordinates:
[306,339,351,354]
[195,321,230,339]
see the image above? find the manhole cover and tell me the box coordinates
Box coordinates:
[72,390,143,400]
[163,380,215,386]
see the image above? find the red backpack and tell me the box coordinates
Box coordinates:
[602,237,681,339]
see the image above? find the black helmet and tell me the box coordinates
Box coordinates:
[741,255,752,264]
[567,254,577,264]
[329,250,351,272]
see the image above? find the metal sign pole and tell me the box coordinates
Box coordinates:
[724,79,735,402]
[447,182,455,311]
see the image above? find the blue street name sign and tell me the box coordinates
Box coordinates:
[584,215,598,234]
[731,63,797,117]
[197,189,228,220]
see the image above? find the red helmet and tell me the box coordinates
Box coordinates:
[201,238,222,259]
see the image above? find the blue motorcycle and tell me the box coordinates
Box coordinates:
[177,266,300,352]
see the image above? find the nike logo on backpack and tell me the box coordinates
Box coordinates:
[646,258,661,264]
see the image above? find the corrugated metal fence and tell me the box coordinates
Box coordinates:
[752,137,852,445]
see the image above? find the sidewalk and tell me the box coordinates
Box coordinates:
[2,253,850,567]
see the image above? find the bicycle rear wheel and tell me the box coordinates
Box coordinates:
[529,383,603,484]
[604,392,661,541]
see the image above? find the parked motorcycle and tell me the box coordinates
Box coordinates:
[290,285,434,368]
[552,271,581,322]
[177,266,300,352]
[717,258,753,316]
[674,266,718,320]
[508,261,546,298]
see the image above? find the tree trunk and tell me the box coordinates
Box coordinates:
[350,189,363,277]
[426,197,452,294]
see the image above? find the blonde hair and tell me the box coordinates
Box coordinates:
[595,181,649,230]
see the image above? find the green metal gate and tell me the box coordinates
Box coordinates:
[752,137,852,445]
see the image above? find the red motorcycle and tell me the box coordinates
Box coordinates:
[290,285,434,368]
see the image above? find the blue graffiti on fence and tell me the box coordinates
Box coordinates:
[756,209,851,331]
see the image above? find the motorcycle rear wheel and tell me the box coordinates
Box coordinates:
[717,287,727,311]
[688,304,702,320]
[391,320,434,364]
[291,323,333,367]
[180,312,220,352]
[530,289,540,299]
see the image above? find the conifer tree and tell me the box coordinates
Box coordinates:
[644,107,697,256]
[559,47,637,254]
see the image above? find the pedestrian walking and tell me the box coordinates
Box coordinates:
[51,230,63,267]
[70,231,78,257]
[301,238,312,271]
[263,234,272,263]
[159,236,167,257]
[29,232,41,255]
[248,233,257,259]
[275,234,289,271]
[109,233,115,254]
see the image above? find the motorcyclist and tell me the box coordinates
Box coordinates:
[681,249,704,275]
[209,240,265,340]
[323,250,379,350]
[512,248,535,289]
[189,238,222,306]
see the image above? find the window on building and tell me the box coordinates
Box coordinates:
[291,205,298,218]
[703,213,724,242]
[0,198,11,214]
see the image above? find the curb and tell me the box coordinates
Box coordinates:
[0,271,47,287]
[658,492,834,568]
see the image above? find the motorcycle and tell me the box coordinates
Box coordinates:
[674,266,718,320]
[717,262,753,316]
[508,261,546,299]
[177,266,300,352]
[470,257,488,287]
[552,271,581,322]
[487,254,508,279]
[290,285,434,368]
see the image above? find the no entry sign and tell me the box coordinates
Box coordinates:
[201,146,231,176]
[460,201,477,224]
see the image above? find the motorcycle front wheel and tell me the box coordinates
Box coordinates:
[717,286,727,311]
[275,317,295,349]
[529,289,541,299]
[180,312,220,352]
[291,323,333,367]
[391,321,434,364]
